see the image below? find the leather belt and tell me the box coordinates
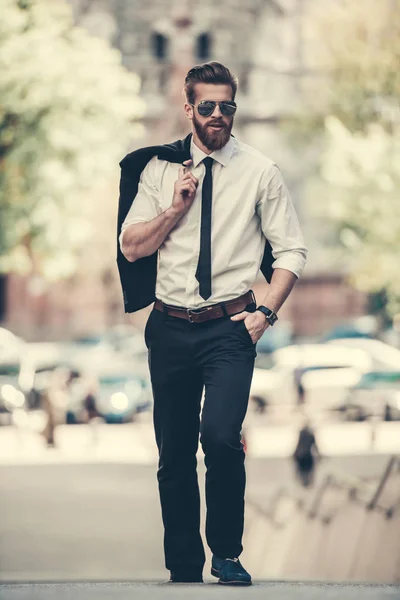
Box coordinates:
[154,290,255,324]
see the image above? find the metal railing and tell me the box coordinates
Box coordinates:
[246,489,292,529]
[366,455,400,515]
[303,454,400,523]
[248,455,400,528]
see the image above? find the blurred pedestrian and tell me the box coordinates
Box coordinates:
[294,368,306,406]
[369,414,380,450]
[83,383,101,422]
[251,394,267,414]
[384,403,392,421]
[293,419,320,487]
[82,380,104,446]
[40,388,56,447]
[118,62,307,585]
[40,367,69,447]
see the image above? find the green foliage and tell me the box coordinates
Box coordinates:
[306,0,400,316]
[320,0,400,133]
[0,0,143,279]
[310,117,400,312]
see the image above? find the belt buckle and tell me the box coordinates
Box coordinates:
[187,306,212,323]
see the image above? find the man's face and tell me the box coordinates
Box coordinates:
[185,83,234,151]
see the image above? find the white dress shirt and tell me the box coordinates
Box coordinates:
[120,136,307,309]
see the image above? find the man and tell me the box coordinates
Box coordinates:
[293,419,320,487]
[119,62,307,585]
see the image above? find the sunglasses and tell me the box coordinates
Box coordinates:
[190,100,237,117]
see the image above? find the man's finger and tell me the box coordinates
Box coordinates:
[181,182,196,195]
[181,159,193,176]
[230,311,249,321]
[182,172,198,184]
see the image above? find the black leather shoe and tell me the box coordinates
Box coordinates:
[169,567,203,583]
[211,555,252,585]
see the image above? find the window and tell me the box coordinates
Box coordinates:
[197,33,211,60]
[152,32,168,60]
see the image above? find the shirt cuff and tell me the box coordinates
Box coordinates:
[272,250,307,279]
[119,229,125,250]
[119,219,149,251]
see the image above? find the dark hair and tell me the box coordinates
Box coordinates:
[183,62,238,105]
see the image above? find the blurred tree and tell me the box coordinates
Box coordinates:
[0,0,143,280]
[312,0,400,134]
[306,0,400,317]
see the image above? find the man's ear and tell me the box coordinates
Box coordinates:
[184,102,194,121]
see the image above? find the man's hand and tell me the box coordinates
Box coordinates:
[230,310,269,344]
[170,159,198,217]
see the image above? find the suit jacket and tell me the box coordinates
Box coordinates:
[117,133,274,313]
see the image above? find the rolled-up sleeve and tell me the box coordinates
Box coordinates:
[119,156,161,249]
[256,164,308,278]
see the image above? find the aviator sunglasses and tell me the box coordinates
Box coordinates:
[190,100,237,117]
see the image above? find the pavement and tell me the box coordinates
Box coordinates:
[0,419,398,586]
[1,581,399,600]
[0,456,391,583]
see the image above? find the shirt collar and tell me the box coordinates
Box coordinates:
[191,136,235,168]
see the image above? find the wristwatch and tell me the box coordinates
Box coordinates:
[256,305,278,326]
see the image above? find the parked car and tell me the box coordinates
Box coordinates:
[327,338,400,370]
[66,368,152,424]
[14,342,75,410]
[71,325,147,360]
[335,370,400,421]
[249,343,373,410]
[319,315,378,341]
[0,340,68,422]
[0,327,25,362]
[0,361,25,423]
[17,341,152,423]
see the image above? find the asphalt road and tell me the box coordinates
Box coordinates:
[0,455,391,583]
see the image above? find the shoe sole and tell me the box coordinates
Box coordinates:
[218,580,252,586]
[168,581,203,584]
[211,566,251,586]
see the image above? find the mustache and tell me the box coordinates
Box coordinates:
[208,121,226,127]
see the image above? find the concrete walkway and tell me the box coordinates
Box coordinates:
[1,581,399,600]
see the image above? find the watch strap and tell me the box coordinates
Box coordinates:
[256,305,278,326]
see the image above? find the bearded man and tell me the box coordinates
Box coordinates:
[119,62,307,585]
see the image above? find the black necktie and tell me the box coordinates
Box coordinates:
[195,157,214,300]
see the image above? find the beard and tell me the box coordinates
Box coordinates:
[193,113,233,151]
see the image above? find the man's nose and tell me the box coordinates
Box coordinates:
[211,103,222,117]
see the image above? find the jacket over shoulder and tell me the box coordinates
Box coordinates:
[116,133,274,313]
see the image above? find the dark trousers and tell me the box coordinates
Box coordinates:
[144,298,257,572]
